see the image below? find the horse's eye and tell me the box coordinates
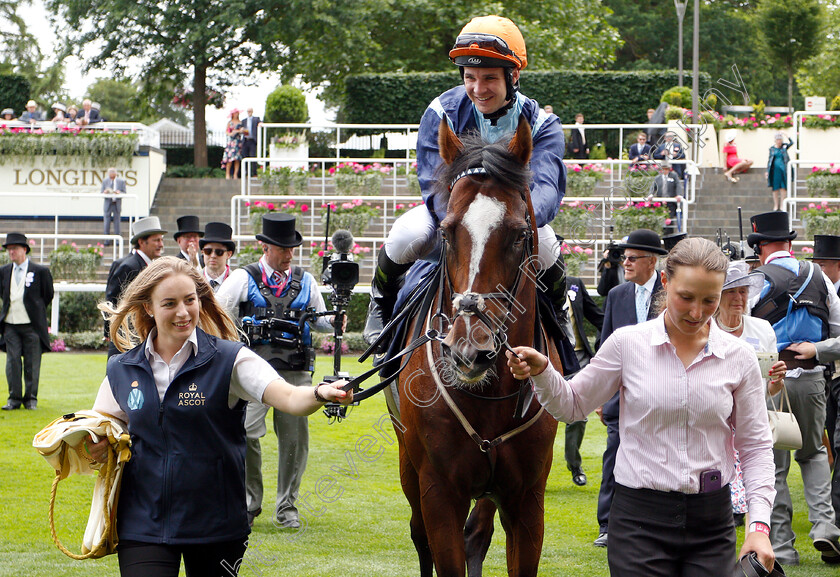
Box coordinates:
[515,230,528,244]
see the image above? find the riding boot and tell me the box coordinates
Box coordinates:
[539,253,570,336]
[363,250,412,349]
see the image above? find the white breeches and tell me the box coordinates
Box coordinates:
[384,205,560,269]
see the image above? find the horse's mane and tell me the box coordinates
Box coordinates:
[434,130,531,203]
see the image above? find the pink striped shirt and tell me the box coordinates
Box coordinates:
[532,313,776,524]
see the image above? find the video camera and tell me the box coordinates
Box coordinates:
[604,242,623,266]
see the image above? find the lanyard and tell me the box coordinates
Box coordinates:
[260,263,288,298]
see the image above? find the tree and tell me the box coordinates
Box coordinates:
[266,0,622,107]
[796,2,840,100]
[756,0,823,110]
[86,79,140,122]
[46,0,277,167]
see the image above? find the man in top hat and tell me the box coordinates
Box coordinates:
[104,216,166,357]
[0,233,54,410]
[216,213,341,529]
[748,212,840,565]
[173,215,203,268]
[648,161,683,235]
[592,228,668,547]
[200,222,235,292]
[662,232,687,253]
[804,235,840,524]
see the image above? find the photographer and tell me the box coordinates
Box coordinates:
[597,244,625,297]
[216,214,343,529]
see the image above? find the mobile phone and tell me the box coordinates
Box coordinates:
[700,469,722,493]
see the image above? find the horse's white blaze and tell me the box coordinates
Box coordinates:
[462,194,506,292]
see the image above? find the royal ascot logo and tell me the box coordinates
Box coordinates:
[179,383,206,406]
[127,382,144,411]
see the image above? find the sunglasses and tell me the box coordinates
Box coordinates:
[620,255,654,263]
[202,248,228,257]
[453,33,521,64]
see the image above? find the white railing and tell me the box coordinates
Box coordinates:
[782,160,840,225]
[793,111,840,161]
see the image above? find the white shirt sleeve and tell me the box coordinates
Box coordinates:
[228,346,284,407]
[92,376,128,423]
[308,276,334,333]
[216,268,250,318]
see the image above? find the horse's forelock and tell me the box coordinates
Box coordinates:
[434,131,531,204]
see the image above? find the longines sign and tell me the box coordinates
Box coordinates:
[0,152,165,218]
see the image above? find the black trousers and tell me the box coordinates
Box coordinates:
[4,323,43,404]
[118,539,248,577]
[608,483,735,577]
[597,411,620,532]
[241,138,258,175]
[827,374,840,524]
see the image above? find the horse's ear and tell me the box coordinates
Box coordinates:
[508,114,533,165]
[438,117,464,165]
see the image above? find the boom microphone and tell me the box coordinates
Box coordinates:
[331,230,355,255]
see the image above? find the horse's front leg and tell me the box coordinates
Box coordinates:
[497,483,548,577]
[399,443,434,577]
[418,470,473,577]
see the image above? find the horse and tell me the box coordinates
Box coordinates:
[389,116,560,577]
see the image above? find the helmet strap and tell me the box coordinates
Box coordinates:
[458,66,519,126]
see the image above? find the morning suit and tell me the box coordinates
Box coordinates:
[78,108,101,124]
[596,273,663,534]
[101,175,126,240]
[563,276,604,472]
[0,259,54,406]
[569,126,588,160]
[653,141,686,179]
[104,251,148,356]
[242,114,261,176]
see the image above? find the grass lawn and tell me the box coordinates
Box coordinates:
[0,352,835,576]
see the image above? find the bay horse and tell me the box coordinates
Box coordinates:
[390,117,560,576]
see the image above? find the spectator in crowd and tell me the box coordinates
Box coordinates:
[803,235,840,524]
[628,132,652,166]
[723,134,753,183]
[86,256,352,576]
[50,103,66,123]
[646,108,656,121]
[544,104,553,114]
[561,274,604,486]
[200,222,235,292]
[1,108,16,121]
[76,99,101,125]
[593,228,668,548]
[242,107,261,177]
[65,105,78,124]
[653,132,686,180]
[649,161,683,234]
[0,233,54,411]
[105,216,166,357]
[223,109,246,179]
[215,213,341,529]
[19,100,42,123]
[91,102,103,121]
[569,112,589,160]
[508,237,778,575]
[748,211,840,566]
[101,167,126,246]
[173,215,203,268]
[767,133,795,212]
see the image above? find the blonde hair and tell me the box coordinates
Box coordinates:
[99,256,239,352]
[653,238,728,314]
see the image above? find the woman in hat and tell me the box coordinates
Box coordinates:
[50,102,66,123]
[766,133,795,211]
[1,108,16,122]
[723,134,753,183]
[506,237,777,575]
[86,256,351,576]
[714,260,787,528]
[65,104,78,124]
[222,109,246,180]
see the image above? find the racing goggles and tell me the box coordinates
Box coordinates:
[452,33,522,65]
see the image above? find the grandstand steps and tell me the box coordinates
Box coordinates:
[150,178,241,236]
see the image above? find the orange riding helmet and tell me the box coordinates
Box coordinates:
[449,16,527,70]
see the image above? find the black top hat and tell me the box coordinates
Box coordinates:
[200,222,236,253]
[174,215,203,240]
[808,235,840,260]
[617,229,668,255]
[662,232,687,253]
[256,213,302,248]
[3,232,30,253]
[747,211,797,246]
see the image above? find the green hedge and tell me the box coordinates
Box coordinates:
[0,74,30,117]
[344,70,712,126]
[163,145,225,168]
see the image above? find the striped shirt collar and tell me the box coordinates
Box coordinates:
[648,312,727,360]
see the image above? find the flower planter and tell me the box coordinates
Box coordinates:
[321,212,372,237]
[249,211,300,234]
[551,210,593,240]
[565,174,600,197]
[260,170,309,195]
[623,172,657,197]
[612,205,669,237]
[49,250,103,281]
[806,174,840,198]
[563,253,588,277]
[269,143,309,171]
[803,215,840,240]
[334,172,383,196]
[407,174,421,195]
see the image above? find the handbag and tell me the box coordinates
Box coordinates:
[734,552,787,576]
[32,410,132,559]
[767,384,802,451]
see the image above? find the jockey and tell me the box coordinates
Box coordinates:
[364,15,568,346]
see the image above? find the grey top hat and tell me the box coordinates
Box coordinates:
[130,216,167,244]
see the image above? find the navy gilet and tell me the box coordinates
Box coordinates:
[108,329,248,544]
